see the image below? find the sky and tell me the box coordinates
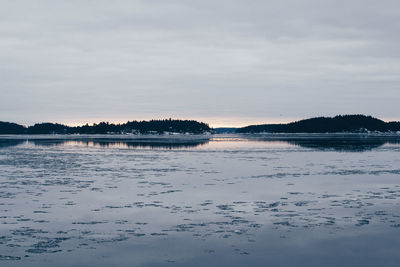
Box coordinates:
[1,0,399,127]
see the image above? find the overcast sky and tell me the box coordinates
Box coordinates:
[1,0,399,127]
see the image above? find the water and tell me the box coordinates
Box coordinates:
[0,134,400,266]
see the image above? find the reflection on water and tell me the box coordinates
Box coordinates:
[241,134,400,152]
[1,133,399,152]
[288,139,389,152]
[0,139,25,148]
[32,140,210,150]
[0,134,400,266]
[0,135,211,150]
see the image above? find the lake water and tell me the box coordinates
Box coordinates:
[0,134,400,266]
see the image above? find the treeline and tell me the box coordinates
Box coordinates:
[0,119,211,135]
[236,115,400,133]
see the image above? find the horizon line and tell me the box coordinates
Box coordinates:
[2,115,400,129]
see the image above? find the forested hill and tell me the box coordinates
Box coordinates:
[236,115,400,133]
[0,119,211,135]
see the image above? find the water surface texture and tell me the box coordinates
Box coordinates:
[0,134,400,266]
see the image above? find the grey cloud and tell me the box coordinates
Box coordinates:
[0,0,399,126]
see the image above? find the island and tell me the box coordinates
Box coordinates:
[0,119,211,135]
[236,115,400,133]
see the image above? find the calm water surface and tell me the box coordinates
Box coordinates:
[0,134,400,266]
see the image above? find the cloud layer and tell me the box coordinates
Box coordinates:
[1,0,399,126]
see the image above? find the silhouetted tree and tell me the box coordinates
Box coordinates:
[0,122,25,134]
[236,115,400,133]
[0,119,211,134]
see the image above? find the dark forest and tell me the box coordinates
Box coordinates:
[0,119,211,134]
